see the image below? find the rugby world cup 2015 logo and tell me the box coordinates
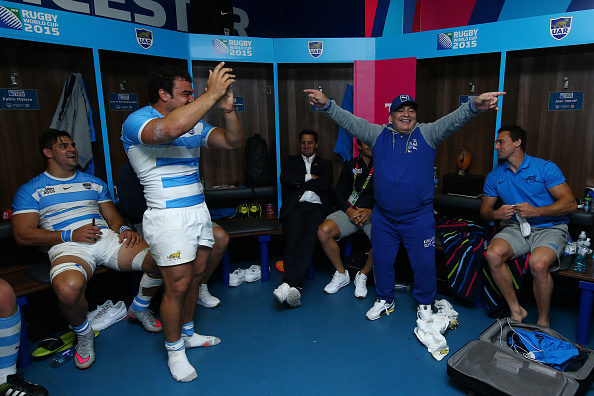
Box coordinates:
[135,28,153,49]
[550,16,572,40]
[213,39,229,55]
[308,41,323,58]
[437,33,453,50]
[0,6,22,30]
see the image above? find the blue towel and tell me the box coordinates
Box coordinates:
[508,328,579,371]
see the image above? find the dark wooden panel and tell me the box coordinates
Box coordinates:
[192,61,276,189]
[503,44,594,199]
[416,53,501,190]
[278,63,354,184]
[0,38,100,211]
[98,50,187,189]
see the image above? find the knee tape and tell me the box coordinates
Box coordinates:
[49,262,88,283]
[140,272,163,289]
[131,247,150,271]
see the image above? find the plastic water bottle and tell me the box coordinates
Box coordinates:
[50,348,74,368]
[434,166,438,190]
[574,237,589,273]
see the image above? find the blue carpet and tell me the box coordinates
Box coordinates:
[18,251,594,395]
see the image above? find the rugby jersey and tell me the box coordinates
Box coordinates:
[12,171,111,231]
[121,105,215,209]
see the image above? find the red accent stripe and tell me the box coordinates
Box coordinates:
[465,271,478,297]
[365,0,380,37]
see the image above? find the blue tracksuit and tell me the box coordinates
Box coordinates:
[323,99,479,304]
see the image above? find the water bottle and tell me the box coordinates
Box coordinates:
[574,238,589,273]
[434,166,438,190]
[577,231,587,248]
[50,348,74,368]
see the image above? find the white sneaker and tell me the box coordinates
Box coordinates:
[197,284,221,308]
[417,304,433,321]
[273,283,290,303]
[323,271,350,294]
[354,272,368,299]
[229,268,245,287]
[90,301,127,331]
[286,287,301,308]
[365,299,395,321]
[244,265,261,283]
[88,300,112,322]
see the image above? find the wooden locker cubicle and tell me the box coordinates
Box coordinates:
[277,63,354,185]
[97,50,187,190]
[0,37,101,211]
[415,52,501,186]
[192,61,276,189]
[501,44,594,198]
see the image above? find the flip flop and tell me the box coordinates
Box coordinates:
[32,330,100,358]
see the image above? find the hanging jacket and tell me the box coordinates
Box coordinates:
[50,73,95,172]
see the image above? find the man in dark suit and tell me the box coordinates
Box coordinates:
[273,129,333,308]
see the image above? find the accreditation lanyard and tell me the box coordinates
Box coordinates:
[347,160,374,207]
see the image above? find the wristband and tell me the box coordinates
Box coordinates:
[61,230,72,242]
[120,225,132,234]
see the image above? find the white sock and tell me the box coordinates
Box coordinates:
[167,349,197,382]
[182,333,221,348]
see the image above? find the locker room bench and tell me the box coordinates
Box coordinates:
[204,186,283,285]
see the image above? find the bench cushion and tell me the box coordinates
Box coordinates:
[218,218,275,235]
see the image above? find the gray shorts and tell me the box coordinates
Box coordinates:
[494,220,569,271]
[326,210,372,241]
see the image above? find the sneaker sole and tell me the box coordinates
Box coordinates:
[286,289,301,308]
[197,300,221,308]
[244,276,261,283]
[75,353,95,369]
[354,291,367,299]
[366,304,395,321]
[126,313,163,333]
[323,280,350,294]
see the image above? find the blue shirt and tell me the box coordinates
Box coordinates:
[12,171,111,231]
[121,105,215,209]
[484,154,568,227]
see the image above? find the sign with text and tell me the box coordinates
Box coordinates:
[108,93,139,111]
[0,88,39,110]
[459,95,478,107]
[548,91,583,111]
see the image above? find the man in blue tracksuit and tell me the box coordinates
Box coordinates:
[304,89,505,321]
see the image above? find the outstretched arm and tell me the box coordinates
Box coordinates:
[473,92,506,111]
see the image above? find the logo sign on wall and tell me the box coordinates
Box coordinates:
[135,28,153,49]
[108,93,139,111]
[437,29,478,51]
[0,6,22,30]
[308,41,323,58]
[459,95,478,107]
[212,39,253,57]
[550,17,572,40]
[0,89,39,110]
[548,91,583,111]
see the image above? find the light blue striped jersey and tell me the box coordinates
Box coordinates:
[12,171,111,231]
[121,105,215,209]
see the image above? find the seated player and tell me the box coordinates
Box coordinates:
[11,130,164,370]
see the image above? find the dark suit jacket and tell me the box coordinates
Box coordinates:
[279,154,333,219]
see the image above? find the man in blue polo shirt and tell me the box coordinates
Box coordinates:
[480,125,576,327]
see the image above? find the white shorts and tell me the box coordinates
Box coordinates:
[48,228,122,273]
[143,202,215,267]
